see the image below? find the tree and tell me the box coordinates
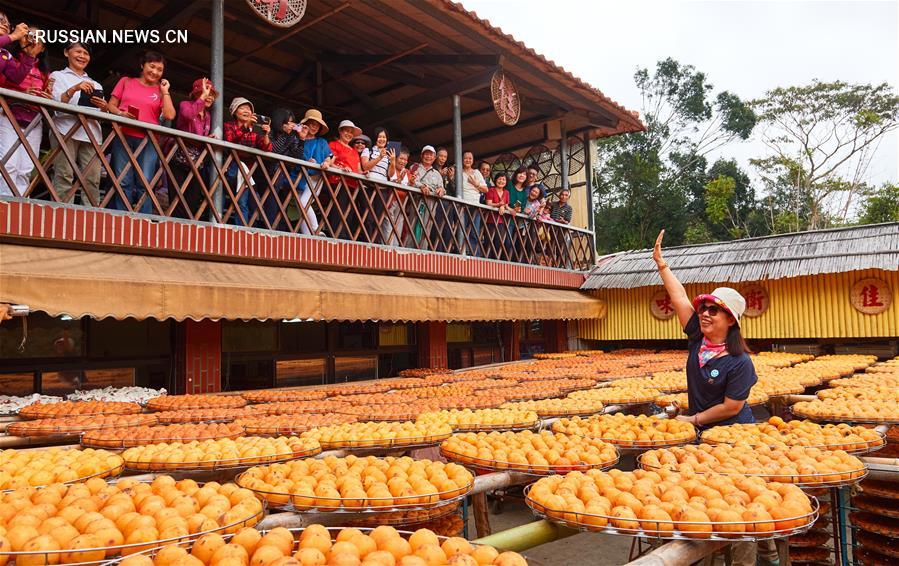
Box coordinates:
[593,58,756,252]
[751,80,899,230]
[858,183,899,224]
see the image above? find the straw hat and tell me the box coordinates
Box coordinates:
[300,108,329,134]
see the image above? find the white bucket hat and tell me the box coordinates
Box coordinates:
[229,97,254,116]
[693,287,746,324]
[337,119,362,137]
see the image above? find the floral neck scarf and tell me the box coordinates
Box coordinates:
[698,337,727,367]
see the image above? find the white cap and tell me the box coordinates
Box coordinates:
[693,287,746,324]
[421,145,436,154]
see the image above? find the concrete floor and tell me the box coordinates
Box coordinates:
[466,494,646,566]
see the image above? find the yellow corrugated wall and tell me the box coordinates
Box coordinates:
[578,269,898,340]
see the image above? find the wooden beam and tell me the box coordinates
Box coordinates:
[359,67,497,126]
[412,106,496,134]
[435,114,560,149]
[479,125,595,160]
[318,53,501,66]
[95,0,204,69]
[292,43,429,96]
[226,1,353,65]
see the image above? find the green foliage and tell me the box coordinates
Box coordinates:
[858,183,899,224]
[704,175,736,225]
[751,80,899,229]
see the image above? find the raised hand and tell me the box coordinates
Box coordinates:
[653,229,666,267]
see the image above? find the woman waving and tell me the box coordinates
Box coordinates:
[653,229,757,428]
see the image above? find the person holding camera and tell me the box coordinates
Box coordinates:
[223,96,272,225]
[49,41,106,206]
[106,50,176,213]
[0,24,50,197]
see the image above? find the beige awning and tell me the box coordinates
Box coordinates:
[0,244,606,322]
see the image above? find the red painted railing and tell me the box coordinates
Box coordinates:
[0,88,595,269]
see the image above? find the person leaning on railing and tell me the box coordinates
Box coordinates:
[296,108,332,235]
[409,145,445,251]
[459,151,488,256]
[170,77,217,219]
[49,41,107,206]
[222,96,272,225]
[361,127,391,244]
[383,144,412,247]
[266,107,306,229]
[485,171,511,260]
[0,23,48,197]
[105,50,176,213]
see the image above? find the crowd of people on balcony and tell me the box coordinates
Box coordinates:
[0,17,580,266]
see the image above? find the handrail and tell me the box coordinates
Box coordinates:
[0,86,596,268]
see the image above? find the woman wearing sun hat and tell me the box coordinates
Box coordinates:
[296,108,332,235]
[653,229,758,428]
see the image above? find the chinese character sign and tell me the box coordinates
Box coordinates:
[650,290,676,320]
[741,284,769,318]
[850,278,892,315]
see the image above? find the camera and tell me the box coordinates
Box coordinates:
[256,114,271,126]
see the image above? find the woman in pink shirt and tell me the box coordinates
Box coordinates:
[170,77,217,218]
[106,50,176,213]
[0,25,48,197]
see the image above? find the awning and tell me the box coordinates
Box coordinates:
[0,244,605,322]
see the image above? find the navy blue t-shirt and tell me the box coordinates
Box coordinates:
[684,313,757,427]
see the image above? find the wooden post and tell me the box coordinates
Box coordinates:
[176,320,222,393]
[417,321,448,369]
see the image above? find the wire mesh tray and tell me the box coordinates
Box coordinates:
[17,401,143,419]
[851,512,899,540]
[789,406,899,425]
[567,390,662,406]
[239,414,358,436]
[81,429,244,449]
[637,454,867,488]
[313,432,453,451]
[525,485,819,541]
[440,446,619,476]
[858,480,899,501]
[854,495,899,519]
[699,428,886,455]
[0,460,125,493]
[0,503,264,566]
[343,502,462,527]
[446,419,541,433]
[786,529,831,547]
[556,429,696,450]
[236,473,472,513]
[123,443,322,472]
[856,530,899,559]
[6,414,159,437]
[255,400,352,415]
[153,408,263,424]
[241,389,329,403]
[146,396,247,411]
[500,405,606,419]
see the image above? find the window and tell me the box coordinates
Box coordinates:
[276,358,327,387]
[0,313,83,359]
[280,321,326,354]
[226,358,274,390]
[472,322,500,346]
[42,368,135,397]
[89,319,171,358]
[378,324,413,347]
[334,355,377,382]
[223,321,278,353]
[447,323,472,343]
[0,372,36,396]
[378,352,417,378]
[337,322,376,350]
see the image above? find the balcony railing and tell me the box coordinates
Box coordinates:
[0,88,595,269]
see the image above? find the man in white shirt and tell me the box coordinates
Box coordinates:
[49,42,105,205]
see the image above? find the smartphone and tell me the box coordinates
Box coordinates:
[386,141,402,155]
[127,105,140,118]
[77,89,104,108]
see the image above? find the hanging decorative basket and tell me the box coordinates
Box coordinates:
[245,0,308,28]
[491,69,521,126]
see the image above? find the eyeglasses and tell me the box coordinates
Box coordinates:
[697,304,722,316]
[353,141,366,145]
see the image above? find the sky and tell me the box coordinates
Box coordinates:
[462,0,899,189]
